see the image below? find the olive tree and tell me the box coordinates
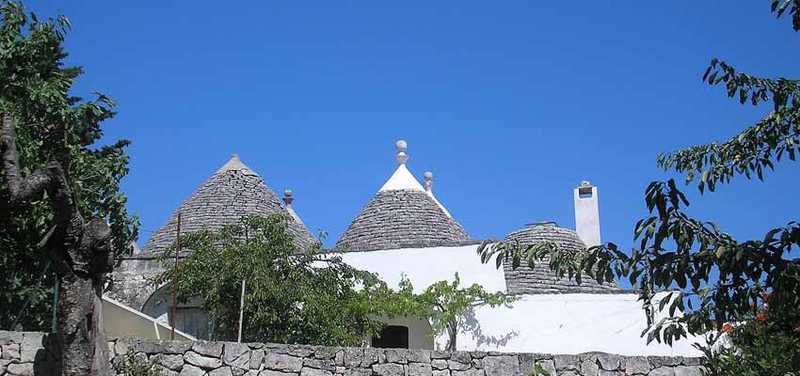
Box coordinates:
[0,2,138,375]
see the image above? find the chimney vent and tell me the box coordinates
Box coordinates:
[574,181,601,247]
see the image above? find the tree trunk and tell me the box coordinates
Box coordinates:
[446,320,457,352]
[57,273,111,376]
[1,114,113,376]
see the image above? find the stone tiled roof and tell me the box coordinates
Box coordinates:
[334,190,470,252]
[142,155,316,254]
[502,222,623,294]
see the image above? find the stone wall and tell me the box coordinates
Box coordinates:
[1,331,703,376]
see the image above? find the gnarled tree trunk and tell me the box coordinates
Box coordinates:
[1,114,113,376]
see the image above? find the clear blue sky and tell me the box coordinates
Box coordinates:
[32,2,799,250]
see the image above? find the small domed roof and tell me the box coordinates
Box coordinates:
[335,140,469,252]
[502,222,622,294]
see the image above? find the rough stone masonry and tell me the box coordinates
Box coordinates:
[1,331,703,376]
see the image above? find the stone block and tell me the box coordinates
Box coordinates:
[164,341,193,354]
[361,348,380,367]
[259,370,298,376]
[450,370,484,376]
[303,358,335,372]
[264,353,303,373]
[20,333,43,350]
[648,356,681,368]
[407,362,433,376]
[0,331,23,344]
[300,367,333,376]
[431,359,448,370]
[384,349,407,364]
[673,366,702,376]
[372,363,404,376]
[6,362,35,376]
[581,358,599,376]
[185,350,223,369]
[343,348,364,368]
[624,356,650,375]
[341,369,371,376]
[313,347,338,360]
[447,359,471,371]
[250,350,265,370]
[483,355,518,376]
[407,350,431,364]
[209,366,234,376]
[193,341,224,357]
[597,353,622,371]
[432,370,450,376]
[553,354,580,371]
[648,367,676,376]
[19,348,38,363]
[450,352,471,364]
[2,343,20,360]
[131,339,167,354]
[154,353,185,371]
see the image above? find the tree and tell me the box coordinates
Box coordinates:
[479,1,800,373]
[0,1,138,375]
[157,215,397,346]
[388,274,513,351]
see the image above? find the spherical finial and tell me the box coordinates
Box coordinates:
[580,180,592,187]
[283,189,294,205]
[395,139,409,165]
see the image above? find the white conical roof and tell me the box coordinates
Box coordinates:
[336,140,469,251]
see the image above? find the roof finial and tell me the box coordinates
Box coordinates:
[283,189,294,206]
[396,139,408,165]
[424,171,433,193]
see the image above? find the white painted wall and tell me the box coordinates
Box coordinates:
[103,296,194,341]
[451,293,704,356]
[338,245,506,294]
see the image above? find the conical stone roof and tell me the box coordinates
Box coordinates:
[502,222,622,294]
[335,140,469,252]
[142,154,316,253]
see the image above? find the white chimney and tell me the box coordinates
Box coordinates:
[574,181,601,247]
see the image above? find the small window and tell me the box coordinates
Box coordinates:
[372,325,409,349]
[578,187,593,199]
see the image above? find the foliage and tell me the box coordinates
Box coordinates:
[702,312,800,376]
[0,0,138,330]
[117,351,163,376]
[386,273,514,351]
[479,2,799,373]
[527,363,551,376]
[156,214,400,346]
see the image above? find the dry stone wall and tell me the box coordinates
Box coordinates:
[1,331,702,376]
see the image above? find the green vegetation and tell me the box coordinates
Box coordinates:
[0,0,139,331]
[386,273,513,351]
[157,214,399,346]
[480,1,800,374]
[118,351,163,376]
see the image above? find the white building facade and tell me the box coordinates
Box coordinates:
[107,140,705,357]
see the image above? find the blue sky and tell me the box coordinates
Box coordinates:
[32,2,799,250]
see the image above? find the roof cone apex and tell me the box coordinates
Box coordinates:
[379,164,425,192]
[216,154,258,176]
